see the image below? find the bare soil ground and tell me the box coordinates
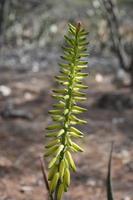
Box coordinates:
[0,69,133,200]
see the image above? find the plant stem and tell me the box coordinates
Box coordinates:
[54,23,80,200]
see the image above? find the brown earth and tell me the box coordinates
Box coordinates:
[0,69,133,200]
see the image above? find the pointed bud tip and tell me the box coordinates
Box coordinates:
[77,21,81,31]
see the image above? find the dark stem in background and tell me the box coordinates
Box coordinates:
[0,0,6,35]
[106,142,114,200]
[100,0,133,87]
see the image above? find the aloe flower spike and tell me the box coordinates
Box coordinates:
[45,22,89,200]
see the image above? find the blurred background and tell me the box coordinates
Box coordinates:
[0,0,132,200]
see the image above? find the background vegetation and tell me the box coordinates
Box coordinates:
[0,0,132,200]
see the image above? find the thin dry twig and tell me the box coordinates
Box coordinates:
[40,156,54,200]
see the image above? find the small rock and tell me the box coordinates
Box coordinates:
[0,85,12,97]
[86,179,96,187]
[122,196,131,200]
[20,186,33,193]
[95,73,104,83]
[112,117,125,124]
[0,157,12,167]
[50,24,58,33]
[24,92,34,101]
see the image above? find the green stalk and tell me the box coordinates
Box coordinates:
[45,22,89,200]
[54,24,80,200]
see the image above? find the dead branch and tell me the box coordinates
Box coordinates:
[40,157,54,200]
[100,0,133,84]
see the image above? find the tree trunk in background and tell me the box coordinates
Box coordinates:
[101,0,133,87]
[0,0,6,35]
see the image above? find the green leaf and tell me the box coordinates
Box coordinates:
[68,28,75,35]
[65,151,76,172]
[70,126,84,135]
[62,46,74,54]
[53,89,67,94]
[71,142,84,152]
[60,68,70,75]
[78,47,87,53]
[57,129,65,137]
[76,65,87,70]
[46,124,62,131]
[59,63,70,69]
[73,105,87,112]
[75,83,88,89]
[46,132,58,137]
[78,36,87,43]
[61,56,73,63]
[44,145,59,157]
[64,94,70,100]
[55,75,68,81]
[64,109,69,115]
[48,157,58,169]
[69,131,83,138]
[52,94,64,100]
[77,72,88,77]
[49,110,62,115]
[79,41,89,46]
[71,109,83,114]
[56,145,64,157]
[79,30,89,36]
[51,115,64,122]
[53,101,65,108]
[78,61,88,65]
[70,115,87,125]
[46,139,60,148]
[73,91,86,97]
[64,35,74,46]
[68,23,76,31]
[74,96,87,101]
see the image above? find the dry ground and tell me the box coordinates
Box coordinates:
[0,69,133,200]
